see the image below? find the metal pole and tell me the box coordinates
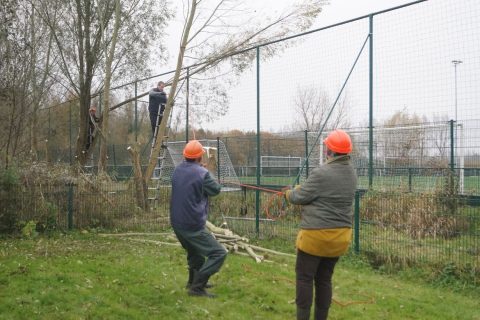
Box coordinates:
[450,120,455,171]
[112,144,117,171]
[354,191,360,254]
[67,183,74,230]
[408,168,412,192]
[255,47,261,236]
[217,137,221,183]
[134,79,138,142]
[451,60,462,181]
[452,60,462,122]
[186,67,190,143]
[69,104,72,165]
[304,130,309,178]
[368,14,374,189]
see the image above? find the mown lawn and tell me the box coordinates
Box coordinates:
[0,233,478,320]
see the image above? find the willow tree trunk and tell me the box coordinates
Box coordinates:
[144,0,198,183]
[127,145,148,210]
[98,0,121,173]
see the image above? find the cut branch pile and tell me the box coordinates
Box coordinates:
[100,221,295,263]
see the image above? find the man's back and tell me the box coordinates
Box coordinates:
[148,88,167,112]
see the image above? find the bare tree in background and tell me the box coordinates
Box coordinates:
[292,84,350,132]
[380,110,424,168]
[35,0,172,166]
[0,0,56,167]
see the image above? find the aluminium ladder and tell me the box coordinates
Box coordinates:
[147,104,173,207]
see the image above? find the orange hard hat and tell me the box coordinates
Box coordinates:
[183,140,205,159]
[324,129,352,154]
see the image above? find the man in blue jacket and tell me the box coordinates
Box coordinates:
[170,140,227,298]
[148,81,167,136]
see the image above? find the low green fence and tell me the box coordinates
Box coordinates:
[208,188,479,275]
[1,170,478,279]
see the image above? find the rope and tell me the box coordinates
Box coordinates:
[225,182,287,220]
[227,181,283,194]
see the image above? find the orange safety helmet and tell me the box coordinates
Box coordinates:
[323,129,352,154]
[183,140,205,159]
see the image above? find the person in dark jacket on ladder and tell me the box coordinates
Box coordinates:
[284,129,358,320]
[170,140,227,298]
[85,104,99,152]
[148,81,167,136]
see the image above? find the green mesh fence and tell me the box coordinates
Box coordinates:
[8,1,480,274]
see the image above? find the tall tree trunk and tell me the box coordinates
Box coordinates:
[98,0,121,173]
[29,3,38,161]
[144,0,198,182]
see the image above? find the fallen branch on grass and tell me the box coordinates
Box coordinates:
[99,221,294,263]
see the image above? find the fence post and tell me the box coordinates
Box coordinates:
[354,190,360,254]
[112,144,117,171]
[67,183,74,230]
[134,79,138,142]
[304,130,309,178]
[217,137,221,183]
[69,104,72,165]
[450,119,455,171]
[186,67,190,143]
[368,14,374,189]
[408,167,412,192]
[255,46,261,236]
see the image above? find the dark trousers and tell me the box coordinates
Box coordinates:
[173,227,227,277]
[149,111,163,136]
[296,249,339,320]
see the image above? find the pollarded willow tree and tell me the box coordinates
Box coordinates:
[121,0,329,185]
[35,0,173,166]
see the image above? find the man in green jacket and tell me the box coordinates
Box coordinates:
[284,129,358,320]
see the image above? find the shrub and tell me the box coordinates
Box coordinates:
[0,167,20,233]
[361,178,469,239]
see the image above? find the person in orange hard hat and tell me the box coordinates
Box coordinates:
[170,140,227,298]
[284,129,357,320]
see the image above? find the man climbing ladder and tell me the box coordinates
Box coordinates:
[148,81,168,136]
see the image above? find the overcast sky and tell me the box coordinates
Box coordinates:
[155,0,479,133]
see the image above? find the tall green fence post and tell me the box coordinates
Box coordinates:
[304,130,309,178]
[255,46,261,236]
[217,137,221,183]
[368,14,374,189]
[186,67,190,143]
[354,190,360,254]
[67,183,74,230]
[450,119,455,171]
[408,168,412,192]
[134,79,138,142]
[69,104,72,165]
[112,144,117,171]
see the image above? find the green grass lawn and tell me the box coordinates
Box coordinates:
[0,233,479,320]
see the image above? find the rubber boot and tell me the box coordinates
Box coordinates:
[188,271,215,298]
[296,307,311,320]
[185,268,195,289]
[186,269,213,289]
